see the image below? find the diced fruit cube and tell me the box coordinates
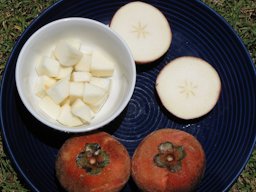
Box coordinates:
[39,96,61,120]
[36,56,60,77]
[54,41,82,67]
[90,77,111,91]
[69,82,84,102]
[47,77,70,104]
[89,94,108,113]
[35,76,56,98]
[57,103,83,127]
[71,71,91,82]
[80,45,93,54]
[74,53,92,72]
[61,98,71,106]
[67,38,81,50]
[71,99,95,123]
[44,45,56,59]
[91,51,115,77]
[56,67,73,80]
[83,83,106,105]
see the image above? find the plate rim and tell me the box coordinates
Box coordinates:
[197,1,256,191]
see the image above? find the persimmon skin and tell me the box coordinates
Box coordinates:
[56,132,131,192]
[132,128,206,192]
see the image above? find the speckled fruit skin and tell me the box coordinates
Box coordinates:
[132,128,206,192]
[56,132,131,192]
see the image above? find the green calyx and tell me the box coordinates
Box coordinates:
[76,143,110,175]
[153,142,186,173]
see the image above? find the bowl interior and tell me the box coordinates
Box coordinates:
[15,18,136,132]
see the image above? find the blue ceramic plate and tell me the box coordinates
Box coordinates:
[1,0,255,191]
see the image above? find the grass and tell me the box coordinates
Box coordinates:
[204,0,256,63]
[0,0,255,191]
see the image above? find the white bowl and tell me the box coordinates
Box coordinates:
[15,18,136,133]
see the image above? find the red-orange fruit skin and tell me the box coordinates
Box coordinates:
[132,128,206,192]
[56,132,131,192]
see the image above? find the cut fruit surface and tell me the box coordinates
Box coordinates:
[71,99,95,123]
[156,56,221,120]
[56,67,73,80]
[79,44,93,54]
[66,38,81,50]
[36,56,60,77]
[110,1,172,63]
[74,52,92,72]
[35,76,56,98]
[54,41,82,67]
[57,103,83,127]
[91,51,115,77]
[89,94,109,113]
[83,83,106,105]
[90,77,111,91]
[69,82,84,102]
[47,77,70,104]
[38,96,61,120]
[71,71,91,82]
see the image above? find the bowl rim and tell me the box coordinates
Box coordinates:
[15,17,136,133]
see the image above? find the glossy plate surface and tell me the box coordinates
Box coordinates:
[1,0,255,191]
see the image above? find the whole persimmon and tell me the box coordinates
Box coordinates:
[132,128,205,192]
[56,132,130,192]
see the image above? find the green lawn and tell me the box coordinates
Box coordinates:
[0,0,255,191]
